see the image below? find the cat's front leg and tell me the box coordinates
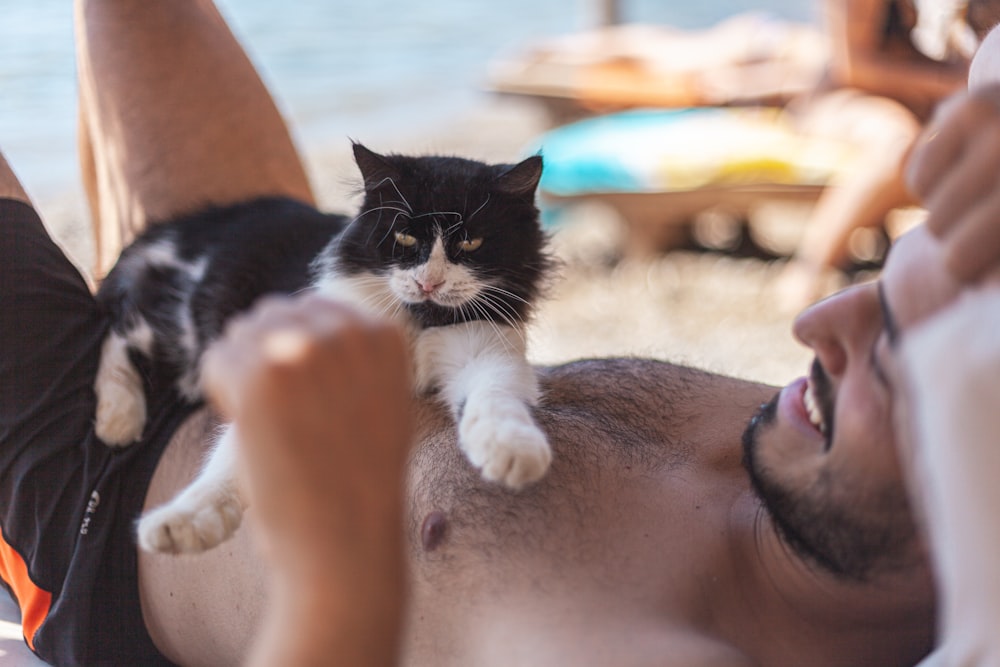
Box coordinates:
[459,387,551,489]
[137,424,245,553]
[416,322,551,490]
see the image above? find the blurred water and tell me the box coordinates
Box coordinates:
[0,0,816,200]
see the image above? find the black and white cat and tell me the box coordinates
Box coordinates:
[94,143,554,554]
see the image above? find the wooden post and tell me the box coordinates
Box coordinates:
[597,0,622,26]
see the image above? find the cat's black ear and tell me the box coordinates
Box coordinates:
[353,142,402,192]
[495,155,543,200]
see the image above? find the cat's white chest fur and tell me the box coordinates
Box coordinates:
[412,320,549,487]
[323,261,551,490]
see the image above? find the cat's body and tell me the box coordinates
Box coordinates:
[95,144,553,554]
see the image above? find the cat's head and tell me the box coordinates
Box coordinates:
[334,143,551,329]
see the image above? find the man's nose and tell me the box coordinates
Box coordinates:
[792,283,880,377]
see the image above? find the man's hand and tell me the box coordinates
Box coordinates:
[201,293,413,575]
[202,293,412,667]
[906,83,1000,282]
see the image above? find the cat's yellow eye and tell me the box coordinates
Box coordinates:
[394,231,418,247]
[459,237,483,252]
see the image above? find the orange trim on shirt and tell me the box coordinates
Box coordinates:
[0,531,51,651]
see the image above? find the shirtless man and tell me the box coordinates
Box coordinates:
[2,0,996,665]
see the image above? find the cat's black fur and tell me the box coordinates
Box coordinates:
[96,143,549,398]
[97,197,346,388]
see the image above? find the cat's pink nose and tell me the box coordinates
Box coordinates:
[417,278,444,294]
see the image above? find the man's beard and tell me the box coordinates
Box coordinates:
[741,395,918,582]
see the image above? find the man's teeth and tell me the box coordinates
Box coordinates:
[803,383,826,435]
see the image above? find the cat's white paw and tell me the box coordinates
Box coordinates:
[94,376,146,447]
[137,490,243,554]
[459,400,551,490]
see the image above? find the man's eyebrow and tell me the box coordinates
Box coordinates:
[877,281,900,345]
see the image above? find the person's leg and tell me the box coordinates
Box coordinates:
[0,155,31,205]
[75,0,316,276]
[777,90,922,308]
[73,0,319,662]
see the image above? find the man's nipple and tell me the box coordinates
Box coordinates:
[420,511,448,552]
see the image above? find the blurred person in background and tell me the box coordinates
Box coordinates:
[777,0,1000,308]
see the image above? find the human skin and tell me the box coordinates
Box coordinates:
[824,0,967,115]
[906,22,1000,283]
[0,154,30,204]
[74,0,315,277]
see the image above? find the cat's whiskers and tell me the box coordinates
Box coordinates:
[462,298,521,352]
[357,203,411,216]
[374,297,404,322]
[480,284,531,307]
[367,285,408,323]
[348,282,401,322]
[364,194,411,246]
[477,303,514,343]
[477,290,529,333]
[442,219,465,236]
[467,194,491,222]
[411,210,462,218]
[333,203,408,252]
[476,298,526,343]
[371,176,414,213]
[410,211,464,232]
[457,301,500,348]
[339,274,394,298]
[476,286,532,332]
[374,211,409,247]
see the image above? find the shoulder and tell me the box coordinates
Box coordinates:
[537,357,767,414]
[534,357,772,467]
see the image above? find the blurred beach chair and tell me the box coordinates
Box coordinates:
[530,107,857,257]
[491,12,853,257]
[489,13,829,124]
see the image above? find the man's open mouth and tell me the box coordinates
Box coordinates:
[803,381,826,435]
[804,358,834,446]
